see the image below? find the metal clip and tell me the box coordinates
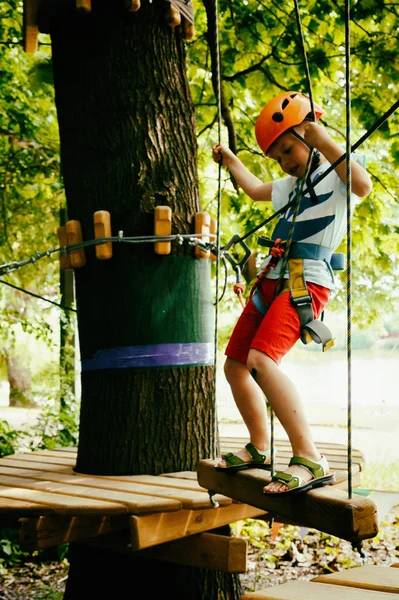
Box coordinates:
[221,234,252,274]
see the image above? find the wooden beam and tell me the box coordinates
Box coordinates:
[139,532,247,573]
[23,0,39,54]
[130,503,266,550]
[240,581,399,599]
[76,529,247,572]
[197,459,378,544]
[312,565,399,593]
[19,514,130,550]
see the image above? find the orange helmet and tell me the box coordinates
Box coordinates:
[255,92,324,155]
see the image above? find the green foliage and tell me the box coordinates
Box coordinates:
[189,0,399,326]
[0,418,26,457]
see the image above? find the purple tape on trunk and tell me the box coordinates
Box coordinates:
[81,342,214,371]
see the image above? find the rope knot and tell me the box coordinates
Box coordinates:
[233,282,245,295]
[270,238,285,259]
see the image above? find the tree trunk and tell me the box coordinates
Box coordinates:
[50,1,240,597]
[6,351,33,407]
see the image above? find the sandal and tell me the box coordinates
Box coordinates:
[263,455,335,495]
[215,442,273,473]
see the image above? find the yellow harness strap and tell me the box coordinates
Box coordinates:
[287,258,334,351]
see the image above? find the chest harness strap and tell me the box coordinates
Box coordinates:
[250,238,344,352]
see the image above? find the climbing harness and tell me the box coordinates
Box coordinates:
[249,237,344,351]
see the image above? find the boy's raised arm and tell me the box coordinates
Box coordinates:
[303,123,372,198]
[212,144,272,202]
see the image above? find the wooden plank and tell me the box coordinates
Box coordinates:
[139,532,247,573]
[240,582,399,600]
[0,466,229,510]
[130,503,266,550]
[0,461,207,491]
[0,484,127,516]
[2,453,76,466]
[0,458,74,472]
[0,474,181,515]
[0,496,55,516]
[220,441,365,467]
[19,514,129,550]
[197,459,378,544]
[220,436,362,450]
[312,565,399,592]
[162,471,198,480]
[23,0,39,53]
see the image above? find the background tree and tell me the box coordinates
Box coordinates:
[48,0,239,597]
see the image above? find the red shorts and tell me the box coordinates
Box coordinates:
[225,278,330,365]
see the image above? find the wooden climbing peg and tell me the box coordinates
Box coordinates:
[154,206,172,255]
[125,0,141,11]
[195,212,210,259]
[23,0,39,54]
[209,217,217,262]
[182,18,195,41]
[165,3,181,27]
[66,220,86,268]
[57,226,72,271]
[94,211,113,260]
[76,0,91,12]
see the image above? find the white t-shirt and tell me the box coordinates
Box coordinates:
[262,160,360,290]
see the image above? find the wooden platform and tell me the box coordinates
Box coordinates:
[198,437,378,545]
[0,448,265,554]
[0,436,377,556]
[241,565,399,599]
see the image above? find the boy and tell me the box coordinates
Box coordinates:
[212,92,372,495]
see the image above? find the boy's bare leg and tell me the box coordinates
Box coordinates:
[217,357,270,468]
[247,349,327,492]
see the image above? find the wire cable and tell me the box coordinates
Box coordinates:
[0,278,77,312]
[345,0,353,500]
[212,0,223,460]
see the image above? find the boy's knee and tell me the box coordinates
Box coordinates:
[247,349,274,375]
[224,357,245,382]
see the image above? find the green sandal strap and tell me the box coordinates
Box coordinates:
[220,443,270,468]
[289,456,326,479]
[245,443,269,463]
[271,471,306,491]
[220,452,245,467]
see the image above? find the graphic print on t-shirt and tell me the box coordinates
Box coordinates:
[272,183,335,242]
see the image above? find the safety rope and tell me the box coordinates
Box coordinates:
[212,0,223,461]
[0,278,77,313]
[0,233,215,277]
[345,0,353,500]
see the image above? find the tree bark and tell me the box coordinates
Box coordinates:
[50,1,240,597]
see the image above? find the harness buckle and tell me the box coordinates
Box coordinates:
[290,294,312,307]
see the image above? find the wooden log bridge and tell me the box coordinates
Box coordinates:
[240,564,399,599]
[197,438,379,546]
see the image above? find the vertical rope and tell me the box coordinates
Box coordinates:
[345,0,353,499]
[212,0,223,460]
[275,0,316,294]
[293,0,315,118]
[270,407,275,476]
